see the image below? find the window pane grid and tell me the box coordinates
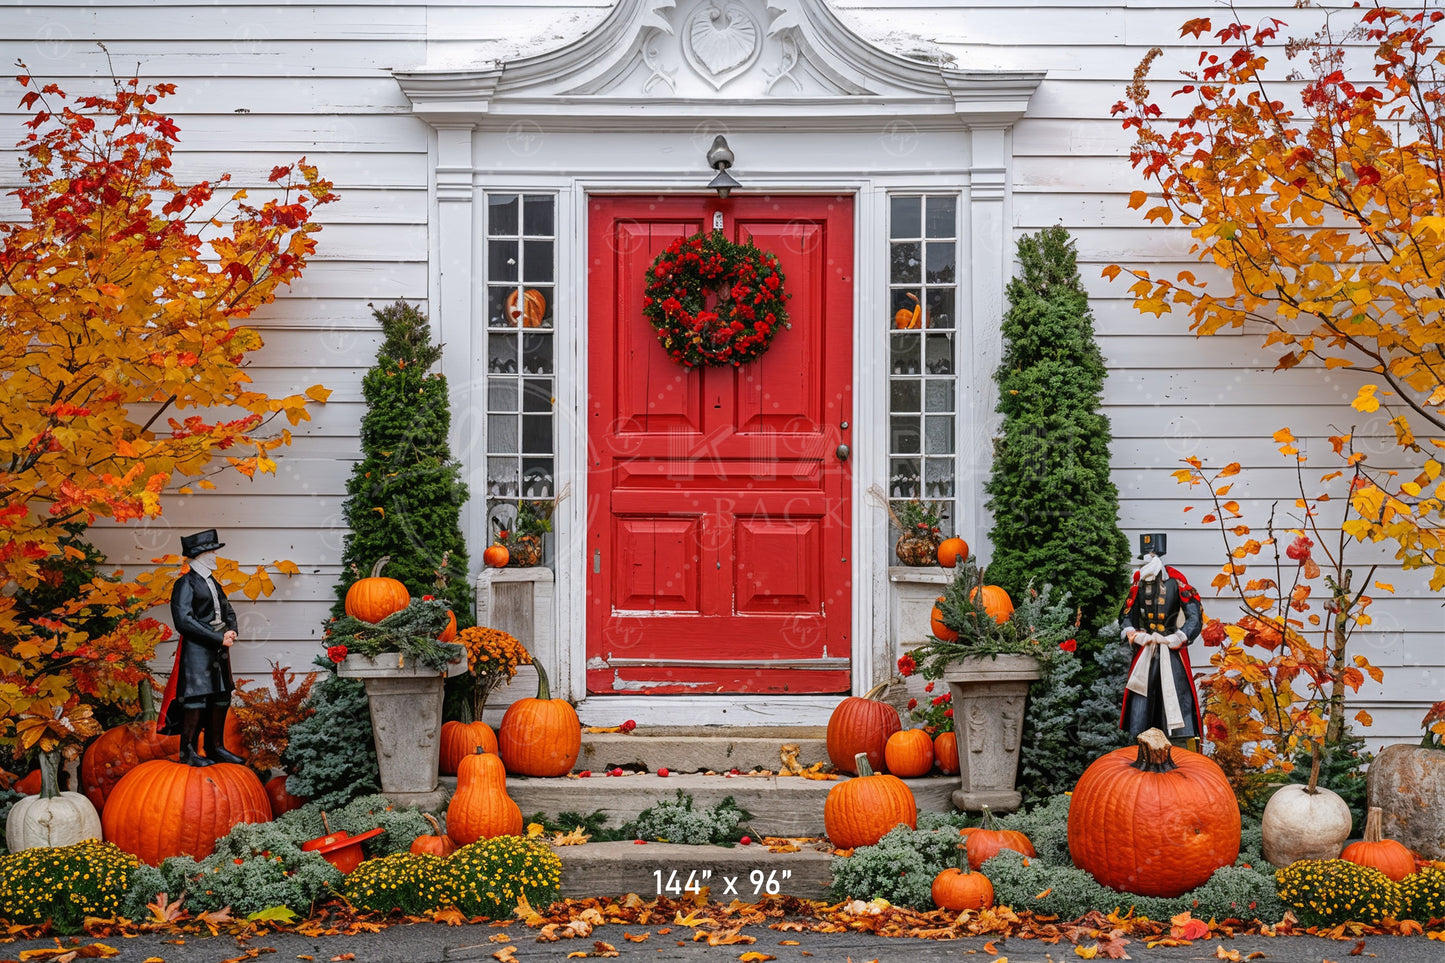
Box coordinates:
[485,194,557,556]
[888,194,959,528]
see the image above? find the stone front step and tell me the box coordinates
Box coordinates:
[575,727,830,775]
[550,840,835,900]
[480,770,957,839]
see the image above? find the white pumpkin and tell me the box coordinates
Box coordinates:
[5,791,103,851]
[1260,757,1353,867]
[4,750,102,852]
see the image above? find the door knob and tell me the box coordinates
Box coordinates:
[836,444,850,462]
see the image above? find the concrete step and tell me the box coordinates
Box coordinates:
[550,840,835,900]
[484,770,958,839]
[575,727,830,775]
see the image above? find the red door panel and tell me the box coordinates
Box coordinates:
[586,194,853,695]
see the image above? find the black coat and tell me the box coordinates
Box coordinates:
[168,569,238,701]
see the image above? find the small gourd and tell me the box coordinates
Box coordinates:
[932,836,994,911]
[960,805,1035,869]
[447,748,523,845]
[1341,806,1417,881]
[930,596,958,642]
[410,812,458,857]
[1261,749,1353,867]
[934,731,959,775]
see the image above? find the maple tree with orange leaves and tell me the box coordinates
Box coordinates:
[0,62,335,758]
[1109,3,1445,592]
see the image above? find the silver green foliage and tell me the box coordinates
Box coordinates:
[627,791,748,845]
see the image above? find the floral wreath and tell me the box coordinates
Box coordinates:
[641,230,790,368]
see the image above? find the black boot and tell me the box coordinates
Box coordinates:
[203,703,246,765]
[178,708,215,767]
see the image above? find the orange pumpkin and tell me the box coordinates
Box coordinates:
[440,719,498,775]
[884,729,935,778]
[824,752,917,849]
[13,769,42,795]
[439,609,458,644]
[102,759,272,865]
[934,731,959,775]
[937,537,969,568]
[932,837,995,911]
[893,292,923,329]
[969,584,1014,624]
[505,288,547,327]
[344,556,411,623]
[447,749,523,844]
[410,812,457,857]
[961,805,1036,869]
[483,544,510,568]
[80,687,181,813]
[1342,806,1417,881]
[498,661,580,776]
[265,774,307,816]
[825,681,902,775]
[1068,729,1240,898]
[930,596,958,642]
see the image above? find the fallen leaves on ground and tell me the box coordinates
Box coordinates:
[16,942,120,961]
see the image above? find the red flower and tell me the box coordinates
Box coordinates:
[923,681,934,693]
[907,698,918,710]
[1060,638,1077,652]
[944,708,953,718]
[327,644,349,664]
[422,594,435,601]
[1286,535,1313,562]
[896,653,917,677]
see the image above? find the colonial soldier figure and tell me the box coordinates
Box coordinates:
[1120,533,1204,741]
[159,530,246,766]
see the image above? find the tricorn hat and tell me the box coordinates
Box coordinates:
[180,530,225,558]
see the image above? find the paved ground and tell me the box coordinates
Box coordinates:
[4,926,1440,963]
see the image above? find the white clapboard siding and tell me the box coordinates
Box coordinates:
[6,1,1439,747]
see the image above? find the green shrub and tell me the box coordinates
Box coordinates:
[627,791,748,845]
[281,666,380,810]
[0,841,139,933]
[343,852,447,916]
[828,825,965,909]
[995,793,1071,865]
[440,837,561,919]
[1275,859,1401,927]
[1399,866,1445,925]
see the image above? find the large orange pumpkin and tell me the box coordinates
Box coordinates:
[884,729,935,778]
[934,731,959,775]
[930,596,958,642]
[344,556,411,623]
[1068,729,1240,898]
[102,759,272,865]
[498,661,580,776]
[969,584,1014,624]
[824,752,917,849]
[1342,806,1417,881]
[80,687,181,813]
[440,720,498,775]
[826,682,902,775]
[447,749,523,844]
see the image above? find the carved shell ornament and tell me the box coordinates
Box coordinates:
[683,0,762,90]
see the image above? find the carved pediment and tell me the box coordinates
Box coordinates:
[395,0,1043,126]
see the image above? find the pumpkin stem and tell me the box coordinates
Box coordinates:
[1304,743,1323,796]
[1129,728,1178,774]
[861,680,890,701]
[957,835,973,874]
[534,659,552,701]
[138,679,158,722]
[978,804,996,831]
[369,556,392,579]
[320,810,332,835]
[853,751,875,778]
[423,812,443,835]
[37,748,60,801]
[1363,805,1383,844]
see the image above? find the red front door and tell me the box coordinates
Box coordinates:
[586,194,854,695]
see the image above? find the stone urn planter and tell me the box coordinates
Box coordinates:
[1366,742,1445,859]
[939,654,1041,813]
[337,647,468,810]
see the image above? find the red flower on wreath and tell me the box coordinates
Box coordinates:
[327,644,349,664]
[641,229,791,368]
